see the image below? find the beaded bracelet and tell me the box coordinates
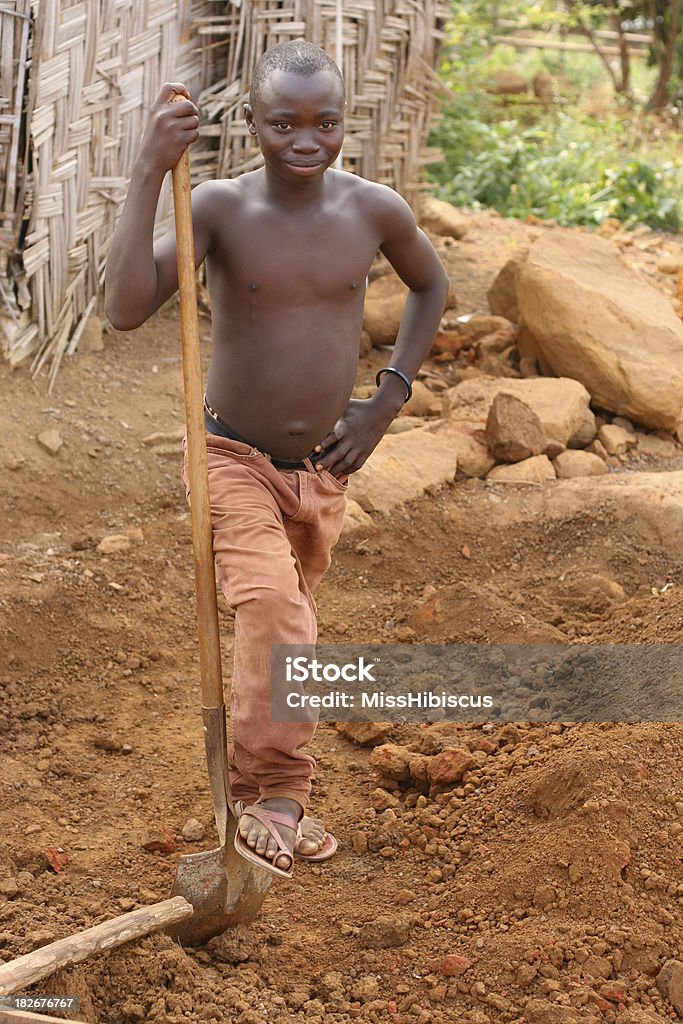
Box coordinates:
[375,367,413,404]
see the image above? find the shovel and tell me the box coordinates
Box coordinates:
[165,106,272,946]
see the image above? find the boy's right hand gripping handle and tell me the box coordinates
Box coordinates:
[170,103,224,715]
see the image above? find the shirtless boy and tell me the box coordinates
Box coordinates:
[105,41,449,878]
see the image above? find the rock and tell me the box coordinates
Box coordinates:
[432,330,466,356]
[341,499,375,537]
[567,406,598,448]
[79,316,105,353]
[429,422,495,478]
[181,818,206,842]
[386,416,425,434]
[419,196,469,239]
[94,735,122,752]
[636,432,678,458]
[142,428,186,447]
[525,999,583,1024]
[370,788,400,811]
[618,1011,669,1024]
[486,69,528,95]
[487,455,556,483]
[532,883,557,908]
[657,251,683,275]
[553,450,608,478]
[96,534,131,555]
[141,827,176,854]
[336,722,393,747]
[364,273,456,346]
[442,377,591,446]
[358,914,411,949]
[439,954,473,977]
[485,392,547,463]
[37,428,64,455]
[612,415,636,434]
[404,380,441,418]
[461,315,516,347]
[516,229,683,433]
[487,253,527,322]
[369,743,412,781]
[348,429,457,513]
[427,747,475,787]
[598,424,637,456]
[359,329,372,356]
[350,976,379,1002]
[656,959,683,1016]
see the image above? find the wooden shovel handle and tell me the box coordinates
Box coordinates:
[170,129,224,712]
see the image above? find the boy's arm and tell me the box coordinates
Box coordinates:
[105,83,213,331]
[315,188,449,475]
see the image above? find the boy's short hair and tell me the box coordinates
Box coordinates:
[250,40,343,106]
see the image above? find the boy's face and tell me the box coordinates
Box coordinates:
[245,69,344,182]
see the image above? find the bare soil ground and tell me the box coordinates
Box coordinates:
[1,213,683,1024]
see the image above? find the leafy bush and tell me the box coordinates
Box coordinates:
[428,107,683,230]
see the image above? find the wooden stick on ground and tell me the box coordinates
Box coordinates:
[0,897,192,996]
[0,1009,77,1024]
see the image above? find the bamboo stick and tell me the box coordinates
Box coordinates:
[0,897,193,996]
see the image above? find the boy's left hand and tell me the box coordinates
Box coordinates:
[314,397,398,477]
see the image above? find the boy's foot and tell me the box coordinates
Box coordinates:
[237,797,301,873]
[295,815,326,856]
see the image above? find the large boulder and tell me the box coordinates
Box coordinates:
[363,272,457,347]
[419,196,469,240]
[348,428,457,513]
[516,230,683,435]
[442,376,591,447]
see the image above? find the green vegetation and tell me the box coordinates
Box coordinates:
[429,1,683,230]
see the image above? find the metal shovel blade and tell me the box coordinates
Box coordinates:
[166,706,273,946]
[167,834,272,946]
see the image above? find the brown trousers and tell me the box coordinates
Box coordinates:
[183,432,348,810]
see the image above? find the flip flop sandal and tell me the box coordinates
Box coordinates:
[233,805,298,880]
[295,825,338,862]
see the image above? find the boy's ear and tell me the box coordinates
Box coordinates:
[244,103,258,135]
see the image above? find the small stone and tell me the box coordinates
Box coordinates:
[427,747,475,787]
[359,914,411,949]
[142,827,176,854]
[656,959,683,1015]
[657,251,683,275]
[553,449,608,478]
[351,976,379,1002]
[369,743,413,781]
[336,722,393,747]
[351,832,368,854]
[182,818,206,842]
[532,883,557,908]
[96,534,131,555]
[487,454,556,483]
[93,735,122,752]
[370,788,400,811]
[37,428,64,455]
[439,954,473,977]
[485,392,547,463]
[598,423,636,456]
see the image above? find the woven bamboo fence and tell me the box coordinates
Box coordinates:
[0,0,449,384]
[0,0,218,386]
[194,0,450,204]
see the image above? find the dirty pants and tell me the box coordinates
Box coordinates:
[183,431,348,811]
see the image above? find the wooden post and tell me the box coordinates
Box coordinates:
[0,898,192,996]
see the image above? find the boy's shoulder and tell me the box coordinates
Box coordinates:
[332,170,417,231]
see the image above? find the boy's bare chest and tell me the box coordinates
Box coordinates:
[211,206,379,301]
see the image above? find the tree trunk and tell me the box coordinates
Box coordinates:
[647,0,681,110]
